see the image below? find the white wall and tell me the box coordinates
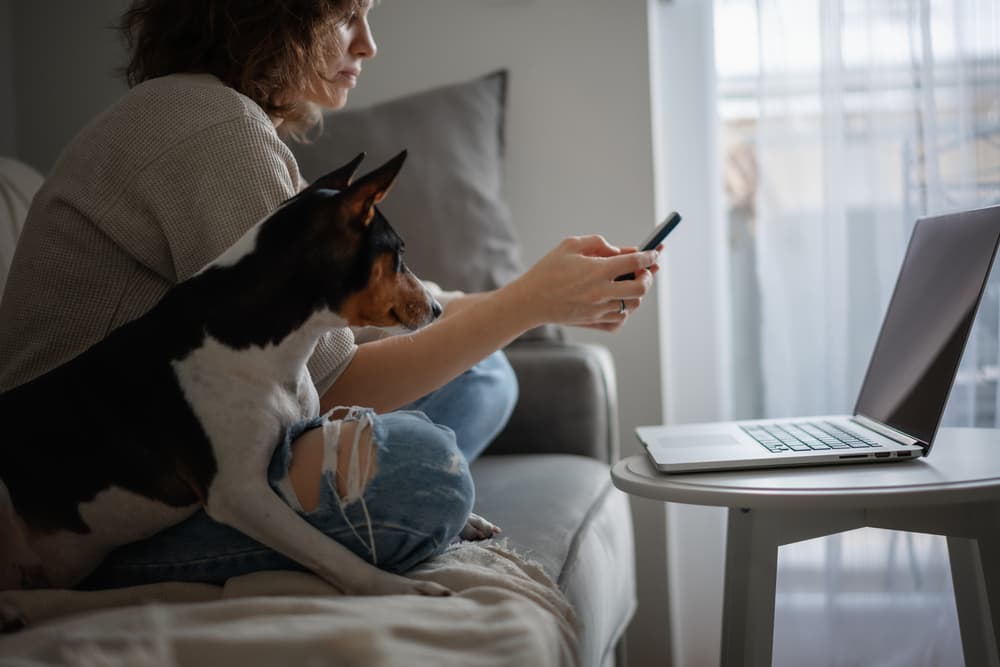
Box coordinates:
[9,1,673,663]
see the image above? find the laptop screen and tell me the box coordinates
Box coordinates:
[853,205,1000,446]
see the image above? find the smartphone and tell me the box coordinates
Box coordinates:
[614,211,682,281]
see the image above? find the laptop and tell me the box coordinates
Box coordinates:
[638,204,1000,473]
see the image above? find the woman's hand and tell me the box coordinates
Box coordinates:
[502,235,660,332]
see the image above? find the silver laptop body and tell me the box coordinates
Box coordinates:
[638,204,1000,473]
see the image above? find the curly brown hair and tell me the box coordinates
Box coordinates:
[119,0,366,140]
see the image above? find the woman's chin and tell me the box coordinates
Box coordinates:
[317,91,350,111]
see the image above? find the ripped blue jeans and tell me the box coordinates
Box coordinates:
[78,351,518,588]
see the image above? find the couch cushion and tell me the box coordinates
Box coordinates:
[471,455,636,667]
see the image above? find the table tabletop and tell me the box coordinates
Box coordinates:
[612,426,1000,510]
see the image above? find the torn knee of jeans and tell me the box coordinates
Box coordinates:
[280,409,379,514]
[325,411,378,503]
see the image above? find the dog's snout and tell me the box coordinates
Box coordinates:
[431,300,443,319]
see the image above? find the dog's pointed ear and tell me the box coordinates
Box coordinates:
[308,152,367,191]
[341,150,407,227]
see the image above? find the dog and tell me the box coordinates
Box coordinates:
[0,151,498,631]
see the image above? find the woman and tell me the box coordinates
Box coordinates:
[0,0,658,588]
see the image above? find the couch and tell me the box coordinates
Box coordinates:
[0,70,637,667]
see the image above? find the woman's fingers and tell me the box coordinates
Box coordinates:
[572,293,644,327]
[607,267,655,300]
[605,249,659,281]
[560,236,660,281]
[572,234,621,257]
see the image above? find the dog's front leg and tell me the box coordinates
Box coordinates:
[205,480,451,597]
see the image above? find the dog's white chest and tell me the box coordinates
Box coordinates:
[173,334,320,462]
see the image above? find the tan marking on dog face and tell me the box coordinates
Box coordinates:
[339,254,436,330]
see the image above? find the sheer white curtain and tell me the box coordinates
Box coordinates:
[750,0,1000,423]
[717,1,1000,665]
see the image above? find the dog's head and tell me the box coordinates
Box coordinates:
[288,151,442,332]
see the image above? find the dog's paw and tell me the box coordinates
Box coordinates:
[459,513,500,541]
[0,602,26,633]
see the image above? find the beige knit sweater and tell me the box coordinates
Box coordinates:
[0,73,356,392]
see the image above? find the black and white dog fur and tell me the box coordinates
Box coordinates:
[0,151,497,630]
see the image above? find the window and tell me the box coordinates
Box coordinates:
[655,2,999,664]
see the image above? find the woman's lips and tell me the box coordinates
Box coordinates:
[337,70,359,87]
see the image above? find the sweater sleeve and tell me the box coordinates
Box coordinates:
[97,113,358,392]
[100,115,300,282]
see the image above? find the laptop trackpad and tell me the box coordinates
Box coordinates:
[659,433,741,447]
[648,432,752,467]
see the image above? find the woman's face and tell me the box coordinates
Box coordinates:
[306,2,377,110]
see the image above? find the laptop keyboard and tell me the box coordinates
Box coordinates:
[741,421,880,454]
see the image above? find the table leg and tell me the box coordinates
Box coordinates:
[982,530,1000,664]
[949,533,1000,667]
[868,500,1000,667]
[721,508,779,667]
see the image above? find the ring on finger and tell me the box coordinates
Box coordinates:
[619,298,627,314]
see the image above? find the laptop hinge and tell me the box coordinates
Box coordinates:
[851,415,924,448]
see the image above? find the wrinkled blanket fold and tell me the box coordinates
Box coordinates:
[0,542,578,667]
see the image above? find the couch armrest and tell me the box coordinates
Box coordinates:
[485,340,620,463]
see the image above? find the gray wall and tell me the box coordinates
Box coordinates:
[9,0,127,172]
[0,0,15,156]
[6,2,671,664]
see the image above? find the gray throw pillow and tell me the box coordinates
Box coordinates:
[292,70,523,294]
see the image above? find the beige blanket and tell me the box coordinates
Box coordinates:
[0,542,577,667]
